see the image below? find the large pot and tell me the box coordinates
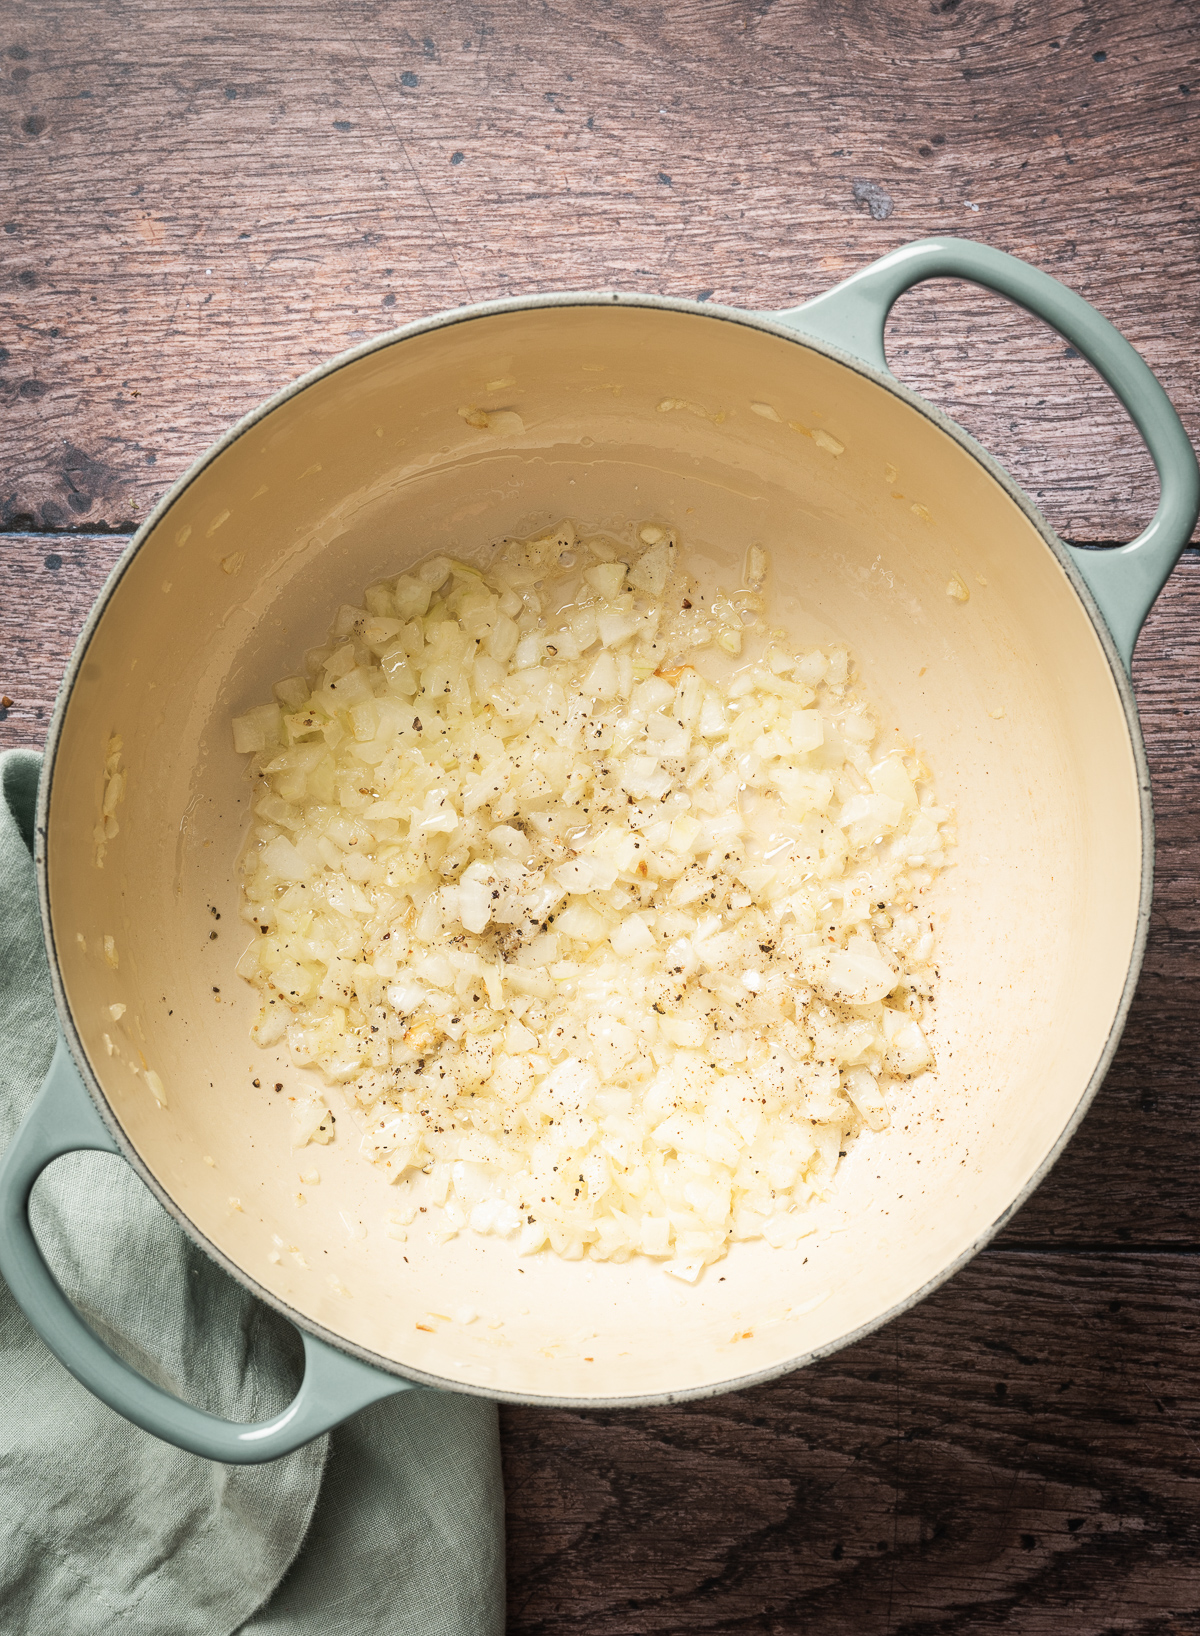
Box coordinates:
[2,239,1196,1463]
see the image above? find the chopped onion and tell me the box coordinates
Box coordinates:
[235,519,950,1279]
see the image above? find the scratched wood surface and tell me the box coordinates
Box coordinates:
[4,0,1200,1629]
[2,0,1198,541]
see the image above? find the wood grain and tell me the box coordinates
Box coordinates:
[2,0,1197,540]
[502,1249,1200,1634]
[5,2,1200,1626]
[0,532,124,736]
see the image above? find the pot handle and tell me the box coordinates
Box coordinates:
[773,236,1200,670]
[0,1036,415,1464]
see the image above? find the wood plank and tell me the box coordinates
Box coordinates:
[2,540,1199,1250]
[6,4,1200,1624]
[0,532,125,738]
[2,0,1197,540]
[502,1248,1200,1633]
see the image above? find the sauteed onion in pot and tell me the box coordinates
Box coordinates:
[234,521,951,1283]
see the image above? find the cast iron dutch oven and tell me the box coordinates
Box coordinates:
[1,239,1196,1461]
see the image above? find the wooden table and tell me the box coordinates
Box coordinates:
[4,2,1199,1628]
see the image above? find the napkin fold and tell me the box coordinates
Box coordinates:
[0,749,504,1636]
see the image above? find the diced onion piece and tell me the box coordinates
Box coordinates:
[584,562,627,600]
[868,755,918,809]
[293,1097,335,1146]
[843,1067,889,1132]
[233,703,283,754]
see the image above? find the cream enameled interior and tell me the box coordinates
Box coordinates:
[45,303,1142,1403]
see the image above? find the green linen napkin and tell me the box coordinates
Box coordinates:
[0,749,505,1636]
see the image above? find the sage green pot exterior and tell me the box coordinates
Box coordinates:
[1,239,1195,1463]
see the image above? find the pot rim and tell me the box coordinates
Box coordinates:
[33,289,1153,1408]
